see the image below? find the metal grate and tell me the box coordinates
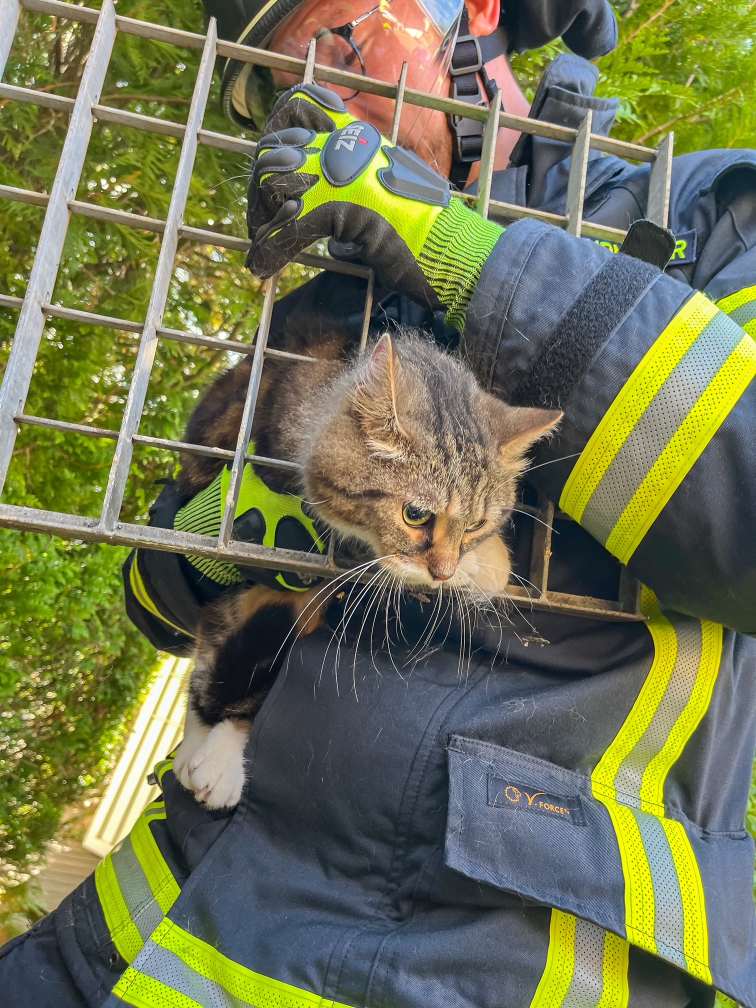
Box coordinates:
[0,0,675,621]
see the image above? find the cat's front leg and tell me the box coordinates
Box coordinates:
[174,707,251,810]
[175,583,327,809]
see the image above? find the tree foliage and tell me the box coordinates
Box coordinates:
[0,0,753,922]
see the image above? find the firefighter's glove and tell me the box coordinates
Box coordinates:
[246,84,504,330]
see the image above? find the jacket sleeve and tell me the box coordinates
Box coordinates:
[464,204,755,632]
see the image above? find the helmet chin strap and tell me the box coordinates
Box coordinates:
[448,7,509,189]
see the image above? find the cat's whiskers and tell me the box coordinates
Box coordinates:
[271,555,393,682]
[319,556,398,696]
[458,571,506,667]
[348,566,393,701]
[510,507,558,533]
[521,451,581,475]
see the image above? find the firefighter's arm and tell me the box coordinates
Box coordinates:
[246,88,755,631]
[465,222,755,633]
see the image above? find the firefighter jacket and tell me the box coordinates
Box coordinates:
[2,54,754,1008]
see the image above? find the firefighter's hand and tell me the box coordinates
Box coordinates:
[246,84,504,330]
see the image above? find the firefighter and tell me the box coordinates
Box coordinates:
[2,2,754,1007]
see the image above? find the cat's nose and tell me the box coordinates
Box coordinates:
[427,554,457,581]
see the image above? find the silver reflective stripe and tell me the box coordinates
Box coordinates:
[562,918,605,1007]
[613,618,702,803]
[730,300,756,328]
[634,813,687,970]
[111,837,164,941]
[580,312,743,543]
[132,939,248,1007]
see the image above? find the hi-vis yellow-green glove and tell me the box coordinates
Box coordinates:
[246,84,503,330]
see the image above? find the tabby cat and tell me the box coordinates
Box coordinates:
[174,330,560,808]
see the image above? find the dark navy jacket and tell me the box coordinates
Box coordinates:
[3,55,754,1008]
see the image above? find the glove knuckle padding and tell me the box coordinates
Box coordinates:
[257,127,316,152]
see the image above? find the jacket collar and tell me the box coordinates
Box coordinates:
[487,54,625,211]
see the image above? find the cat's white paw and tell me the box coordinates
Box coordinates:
[174,706,210,793]
[175,717,249,810]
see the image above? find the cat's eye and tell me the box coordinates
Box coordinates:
[403,504,433,527]
[465,518,486,533]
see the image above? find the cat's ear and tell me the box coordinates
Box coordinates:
[350,334,408,455]
[488,397,562,461]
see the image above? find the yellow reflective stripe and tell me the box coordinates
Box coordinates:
[597,931,630,1008]
[95,852,144,964]
[600,801,658,958]
[95,800,181,965]
[130,812,181,915]
[530,910,576,1007]
[129,555,193,638]
[716,283,756,314]
[638,617,722,814]
[152,920,355,1008]
[662,818,712,984]
[605,335,756,562]
[113,967,202,1008]
[592,591,678,801]
[530,911,630,1008]
[560,293,718,521]
[154,756,176,786]
[590,588,717,982]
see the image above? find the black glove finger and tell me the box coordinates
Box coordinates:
[265,83,347,134]
[246,161,318,236]
[256,126,317,155]
[247,209,330,279]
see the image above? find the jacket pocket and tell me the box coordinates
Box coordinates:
[445,735,755,1008]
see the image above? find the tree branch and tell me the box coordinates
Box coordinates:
[635,85,742,142]
[625,0,679,44]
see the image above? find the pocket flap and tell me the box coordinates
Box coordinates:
[445,735,755,1007]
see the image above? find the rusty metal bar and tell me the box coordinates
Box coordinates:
[565,109,593,237]
[99,19,217,531]
[0,0,117,498]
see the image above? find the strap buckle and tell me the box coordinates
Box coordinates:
[450,80,486,163]
[450,34,483,76]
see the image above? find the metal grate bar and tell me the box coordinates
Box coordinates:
[217,276,279,545]
[389,62,408,146]
[0,82,258,155]
[0,0,117,497]
[98,19,217,531]
[357,270,375,354]
[302,37,317,85]
[0,500,643,620]
[476,87,502,220]
[528,499,555,595]
[0,176,632,245]
[16,414,301,472]
[565,109,593,237]
[0,0,21,80]
[646,132,674,227]
[17,0,660,164]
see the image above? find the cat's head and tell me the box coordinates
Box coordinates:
[302,333,560,592]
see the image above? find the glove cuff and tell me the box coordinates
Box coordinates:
[417,198,504,330]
